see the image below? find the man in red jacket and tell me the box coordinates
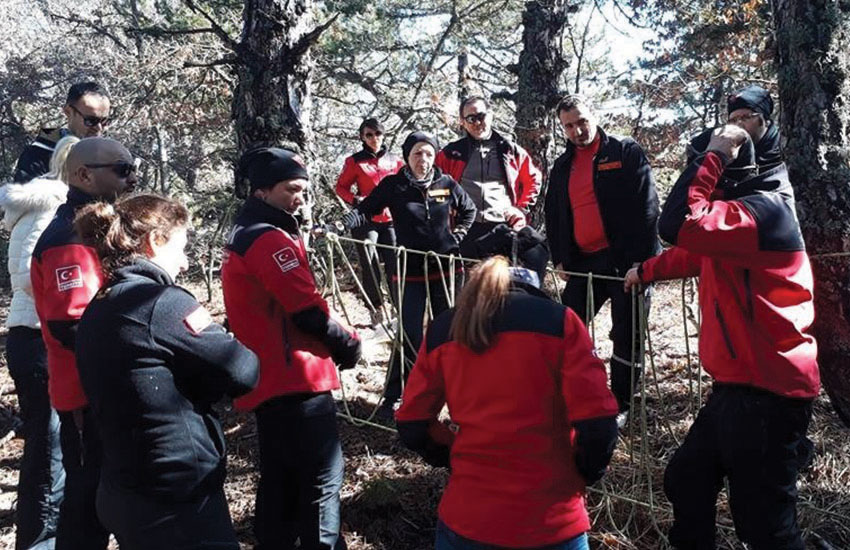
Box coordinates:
[625,125,818,550]
[221,147,361,550]
[31,136,137,549]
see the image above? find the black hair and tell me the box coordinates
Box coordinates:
[556,94,592,116]
[358,118,384,137]
[66,81,110,105]
[459,96,489,116]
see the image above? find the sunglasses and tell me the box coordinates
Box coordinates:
[463,112,488,124]
[363,130,383,138]
[69,103,111,128]
[85,162,137,178]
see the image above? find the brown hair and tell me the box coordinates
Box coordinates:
[74,193,189,277]
[450,256,511,353]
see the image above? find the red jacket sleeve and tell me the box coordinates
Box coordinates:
[514,146,543,210]
[396,339,446,422]
[560,308,619,422]
[640,246,702,283]
[335,157,358,205]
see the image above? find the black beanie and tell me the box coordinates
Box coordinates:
[727,85,774,120]
[237,147,309,192]
[401,131,439,163]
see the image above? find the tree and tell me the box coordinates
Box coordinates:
[771,0,850,425]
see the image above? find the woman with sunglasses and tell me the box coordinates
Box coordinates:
[335,118,404,323]
[73,194,259,550]
[396,257,620,550]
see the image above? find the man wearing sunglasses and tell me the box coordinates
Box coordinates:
[13,81,111,183]
[31,137,136,550]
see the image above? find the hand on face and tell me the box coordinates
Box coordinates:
[707,125,750,161]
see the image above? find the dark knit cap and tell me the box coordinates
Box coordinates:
[401,131,439,163]
[727,85,774,120]
[237,147,309,191]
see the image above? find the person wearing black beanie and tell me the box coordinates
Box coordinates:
[222,147,362,550]
[727,85,783,171]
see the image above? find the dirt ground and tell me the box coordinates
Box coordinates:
[1,275,849,550]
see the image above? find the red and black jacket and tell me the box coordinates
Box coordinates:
[221,197,360,411]
[640,152,819,399]
[435,130,542,212]
[396,286,619,548]
[30,187,104,411]
[545,128,661,272]
[335,147,403,224]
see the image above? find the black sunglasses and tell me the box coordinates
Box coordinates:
[463,112,488,124]
[85,162,136,178]
[69,103,111,128]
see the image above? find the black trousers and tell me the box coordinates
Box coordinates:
[664,384,813,550]
[56,407,109,550]
[561,250,650,412]
[351,222,397,309]
[96,481,238,550]
[5,326,64,550]
[254,393,346,550]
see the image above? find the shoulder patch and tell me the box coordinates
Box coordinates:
[184,306,213,335]
[55,265,83,292]
[273,247,300,273]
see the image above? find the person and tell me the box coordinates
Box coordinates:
[0,135,77,549]
[395,256,619,550]
[73,194,259,549]
[14,82,111,183]
[221,147,362,550]
[624,124,819,550]
[30,136,137,549]
[435,96,547,276]
[726,84,783,171]
[341,131,477,418]
[335,118,404,322]
[544,94,660,421]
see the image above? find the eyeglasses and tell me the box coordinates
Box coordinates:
[69,103,111,128]
[85,162,136,178]
[727,112,761,125]
[463,112,488,124]
[363,131,383,138]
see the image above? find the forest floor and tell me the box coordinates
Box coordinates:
[1,275,849,550]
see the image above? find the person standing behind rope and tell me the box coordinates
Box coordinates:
[396,256,619,550]
[624,125,818,550]
[335,118,404,322]
[30,136,137,550]
[74,194,259,549]
[221,147,361,550]
[726,84,784,171]
[341,131,477,419]
[544,94,661,424]
[1,135,77,550]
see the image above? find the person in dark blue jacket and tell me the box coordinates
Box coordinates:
[74,193,259,550]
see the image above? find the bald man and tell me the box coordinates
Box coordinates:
[31,136,137,550]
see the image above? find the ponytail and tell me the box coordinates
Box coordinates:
[450,256,511,353]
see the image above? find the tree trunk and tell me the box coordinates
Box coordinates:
[514,0,569,226]
[771,0,850,425]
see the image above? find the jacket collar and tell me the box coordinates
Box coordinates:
[563,126,610,162]
[239,195,299,233]
[66,186,101,210]
[361,145,386,159]
[110,258,174,287]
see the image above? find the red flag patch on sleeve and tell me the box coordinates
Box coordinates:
[184,306,213,335]
[55,265,83,292]
[273,247,300,273]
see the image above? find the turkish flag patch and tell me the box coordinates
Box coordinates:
[55,265,83,292]
[184,306,213,335]
[273,247,299,273]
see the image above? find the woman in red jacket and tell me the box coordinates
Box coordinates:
[335,118,404,322]
[395,256,619,550]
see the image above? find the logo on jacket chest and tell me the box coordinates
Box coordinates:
[273,247,300,273]
[55,265,83,292]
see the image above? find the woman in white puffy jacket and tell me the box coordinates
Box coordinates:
[1,135,77,550]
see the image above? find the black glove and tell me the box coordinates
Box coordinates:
[334,335,361,371]
[573,416,618,485]
[451,230,466,249]
[341,209,364,230]
[291,307,361,370]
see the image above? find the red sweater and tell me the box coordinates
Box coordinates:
[568,136,608,253]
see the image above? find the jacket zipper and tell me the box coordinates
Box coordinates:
[714,300,737,359]
[743,269,754,320]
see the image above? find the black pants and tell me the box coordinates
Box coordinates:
[664,384,813,550]
[351,222,397,309]
[5,326,64,550]
[96,481,238,550]
[561,251,649,412]
[56,408,109,550]
[384,277,453,403]
[254,393,346,550]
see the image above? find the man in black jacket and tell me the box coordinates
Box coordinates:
[13,81,111,183]
[726,84,783,172]
[544,95,660,421]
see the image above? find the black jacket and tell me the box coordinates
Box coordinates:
[76,259,259,501]
[13,128,68,183]
[544,128,661,273]
[350,167,476,276]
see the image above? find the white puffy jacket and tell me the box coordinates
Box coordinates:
[0,177,68,328]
